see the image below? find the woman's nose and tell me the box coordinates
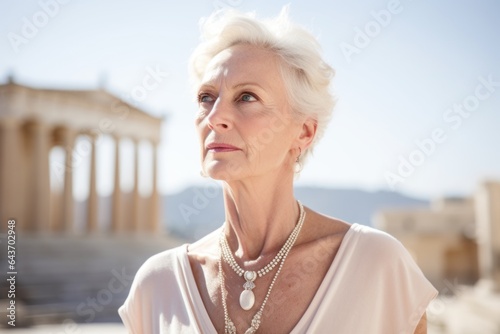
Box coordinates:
[206,98,232,131]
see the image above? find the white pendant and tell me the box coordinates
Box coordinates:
[240,289,255,310]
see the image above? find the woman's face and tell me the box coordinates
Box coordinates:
[195,44,303,182]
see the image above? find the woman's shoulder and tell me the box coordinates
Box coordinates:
[345,223,424,278]
[302,206,408,261]
[349,223,408,256]
[119,244,194,331]
[131,244,188,286]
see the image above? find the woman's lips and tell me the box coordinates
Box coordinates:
[206,143,241,152]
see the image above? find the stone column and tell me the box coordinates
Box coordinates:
[61,128,76,233]
[30,122,51,233]
[149,141,161,233]
[132,138,140,231]
[0,119,24,232]
[476,181,500,291]
[87,133,98,233]
[111,135,122,233]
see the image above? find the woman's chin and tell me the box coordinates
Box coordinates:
[203,161,245,181]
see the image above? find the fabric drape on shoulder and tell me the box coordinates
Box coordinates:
[118,246,205,333]
[118,224,438,334]
[291,224,438,333]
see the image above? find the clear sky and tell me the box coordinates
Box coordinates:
[1,0,499,200]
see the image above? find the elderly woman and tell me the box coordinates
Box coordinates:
[119,9,437,334]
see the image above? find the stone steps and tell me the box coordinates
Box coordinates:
[0,233,185,326]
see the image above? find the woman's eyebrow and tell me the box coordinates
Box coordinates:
[198,82,267,92]
[233,82,266,90]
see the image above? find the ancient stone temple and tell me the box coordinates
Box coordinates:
[0,79,186,327]
[0,79,163,234]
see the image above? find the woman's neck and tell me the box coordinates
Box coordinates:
[222,172,299,262]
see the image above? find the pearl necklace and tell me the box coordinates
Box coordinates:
[218,201,306,334]
[220,201,305,310]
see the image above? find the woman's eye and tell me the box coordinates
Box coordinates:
[198,94,214,103]
[240,93,257,102]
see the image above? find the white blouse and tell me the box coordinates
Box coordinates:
[119,223,438,333]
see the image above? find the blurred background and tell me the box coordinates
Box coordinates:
[0,0,499,333]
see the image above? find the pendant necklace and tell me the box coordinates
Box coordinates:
[218,201,306,334]
[220,201,305,310]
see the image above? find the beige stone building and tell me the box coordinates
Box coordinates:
[374,181,500,293]
[0,79,163,234]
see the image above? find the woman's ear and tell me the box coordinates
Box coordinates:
[297,118,317,150]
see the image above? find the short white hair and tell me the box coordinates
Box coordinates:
[189,7,336,164]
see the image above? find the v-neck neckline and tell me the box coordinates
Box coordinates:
[179,223,358,333]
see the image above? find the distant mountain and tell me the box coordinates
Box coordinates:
[164,186,429,241]
[74,186,428,241]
